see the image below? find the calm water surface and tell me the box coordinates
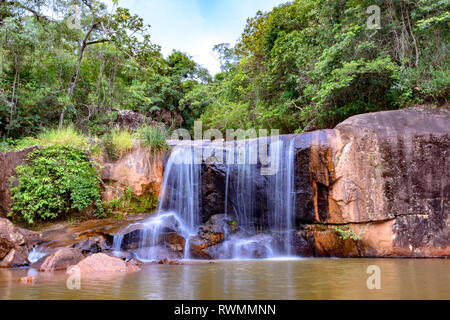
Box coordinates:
[0,259,448,300]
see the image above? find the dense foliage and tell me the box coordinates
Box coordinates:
[9,146,103,224]
[199,0,449,132]
[0,0,448,138]
[0,0,210,139]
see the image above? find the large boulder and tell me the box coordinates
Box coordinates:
[0,218,40,268]
[197,108,449,258]
[293,108,449,257]
[0,146,37,217]
[72,253,141,274]
[189,214,238,259]
[39,248,84,272]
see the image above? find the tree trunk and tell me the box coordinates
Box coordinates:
[59,22,99,128]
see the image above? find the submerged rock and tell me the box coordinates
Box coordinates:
[39,248,84,272]
[72,253,141,274]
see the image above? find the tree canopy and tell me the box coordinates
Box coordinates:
[0,0,448,139]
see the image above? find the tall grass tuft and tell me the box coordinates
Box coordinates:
[137,125,169,155]
[110,129,134,157]
[38,125,88,148]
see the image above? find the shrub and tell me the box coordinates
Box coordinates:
[9,145,103,224]
[332,226,364,242]
[137,125,169,155]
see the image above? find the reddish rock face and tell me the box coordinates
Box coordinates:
[39,248,84,272]
[0,146,37,218]
[72,253,141,274]
[296,108,450,257]
[100,145,163,201]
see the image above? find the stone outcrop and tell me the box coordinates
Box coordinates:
[0,146,37,217]
[0,218,41,268]
[297,108,449,257]
[39,248,84,272]
[72,253,141,274]
[189,214,238,259]
[200,108,449,258]
[100,145,164,202]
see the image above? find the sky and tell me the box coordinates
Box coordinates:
[106,0,287,75]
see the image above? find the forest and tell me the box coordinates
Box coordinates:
[0,0,448,142]
[0,0,448,225]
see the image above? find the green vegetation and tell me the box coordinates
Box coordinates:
[1,0,448,139]
[332,226,364,242]
[110,129,134,157]
[104,186,158,216]
[199,0,449,132]
[1,0,448,225]
[9,146,103,224]
[138,125,170,155]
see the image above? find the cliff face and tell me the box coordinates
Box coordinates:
[99,145,164,204]
[293,109,449,257]
[199,108,449,257]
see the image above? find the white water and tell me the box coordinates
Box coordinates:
[113,137,297,261]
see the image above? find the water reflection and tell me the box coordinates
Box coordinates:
[0,259,448,300]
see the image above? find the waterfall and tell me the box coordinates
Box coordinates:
[221,137,296,258]
[113,145,201,261]
[112,137,297,261]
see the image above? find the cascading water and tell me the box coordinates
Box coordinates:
[112,136,297,261]
[219,137,296,259]
[113,144,201,261]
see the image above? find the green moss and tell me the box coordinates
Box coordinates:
[104,186,158,216]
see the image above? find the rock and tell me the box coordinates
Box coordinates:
[0,248,29,268]
[0,146,38,217]
[18,276,36,284]
[0,218,39,267]
[189,237,214,259]
[100,145,163,198]
[188,214,237,259]
[195,108,449,258]
[157,258,181,265]
[72,253,141,274]
[39,248,84,272]
[127,258,143,267]
[0,218,27,260]
[72,236,110,255]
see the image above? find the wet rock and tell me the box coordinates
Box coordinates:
[158,258,181,265]
[39,248,84,272]
[0,146,38,217]
[72,236,110,255]
[0,248,29,268]
[73,253,141,274]
[291,231,314,257]
[18,276,36,284]
[189,214,237,259]
[0,218,39,267]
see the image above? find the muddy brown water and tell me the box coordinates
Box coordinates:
[0,258,448,300]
